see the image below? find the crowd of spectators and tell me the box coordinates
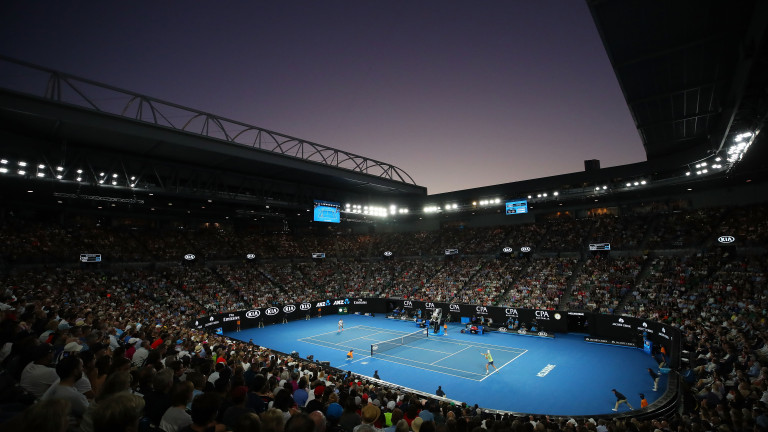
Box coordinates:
[1,203,768,431]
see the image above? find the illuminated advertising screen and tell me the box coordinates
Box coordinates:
[313,200,341,223]
[505,200,528,215]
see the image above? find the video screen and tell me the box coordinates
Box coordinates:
[313,200,341,223]
[505,200,528,214]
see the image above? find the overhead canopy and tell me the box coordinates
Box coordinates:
[588,0,768,165]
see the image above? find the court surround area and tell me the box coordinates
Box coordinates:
[227,314,665,416]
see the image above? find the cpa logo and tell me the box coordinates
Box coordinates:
[450,304,460,312]
[502,247,513,253]
[404,301,413,307]
[505,308,518,316]
[476,306,488,313]
[425,302,435,309]
[245,310,260,319]
[184,254,196,260]
[535,310,549,319]
[718,236,735,244]
[300,303,312,311]
[265,307,279,316]
[283,305,296,313]
[521,247,532,252]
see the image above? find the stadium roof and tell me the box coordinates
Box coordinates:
[0,56,427,213]
[588,0,768,167]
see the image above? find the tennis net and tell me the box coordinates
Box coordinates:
[371,329,428,356]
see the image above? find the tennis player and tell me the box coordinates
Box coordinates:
[347,349,353,360]
[482,349,497,374]
[338,319,344,332]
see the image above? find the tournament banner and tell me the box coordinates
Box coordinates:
[384,299,568,334]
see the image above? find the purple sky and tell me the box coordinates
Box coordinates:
[1,1,645,195]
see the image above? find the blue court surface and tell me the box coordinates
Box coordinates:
[226,314,665,416]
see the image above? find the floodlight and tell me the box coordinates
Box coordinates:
[37,172,45,177]
[0,159,7,164]
[18,170,26,175]
[595,187,600,191]
[685,172,691,176]
[640,180,647,185]
[98,179,105,184]
[18,161,27,167]
[111,180,117,185]
[602,186,607,190]
[0,168,7,173]
[626,183,632,187]
[542,193,548,197]
[112,173,118,178]
[56,166,64,171]
[99,172,105,177]
[494,198,500,204]
[38,164,45,169]
[553,192,559,196]
[76,177,82,182]
[76,169,83,174]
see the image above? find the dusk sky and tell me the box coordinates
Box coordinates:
[1,1,646,195]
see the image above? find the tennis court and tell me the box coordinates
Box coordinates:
[299,325,527,380]
[228,314,666,415]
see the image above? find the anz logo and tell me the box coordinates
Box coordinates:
[718,236,735,244]
[245,310,260,319]
[300,303,312,311]
[332,299,348,306]
[450,304,460,312]
[283,305,296,313]
[265,307,279,316]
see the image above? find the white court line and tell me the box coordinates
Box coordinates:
[431,344,473,365]
[373,351,487,381]
[374,349,488,376]
[479,349,528,382]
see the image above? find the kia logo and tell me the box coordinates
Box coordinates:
[184,254,196,260]
[300,303,312,310]
[283,305,296,313]
[245,310,261,319]
[265,307,279,316]
[520,247,531,252]
[502,247,513,253]
[718,236,735,244]
[246,253,256,259]
[384,251,393,256]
